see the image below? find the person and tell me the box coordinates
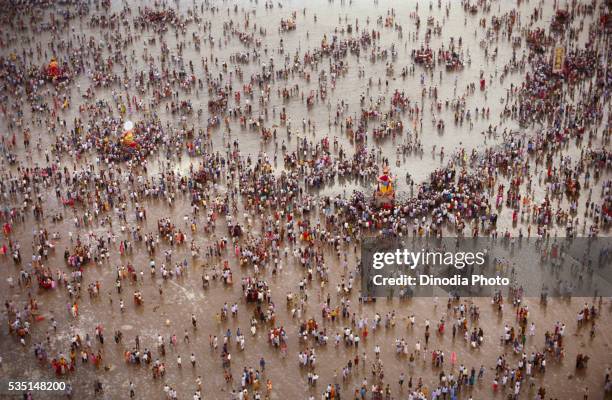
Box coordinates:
[129,381,135,398]
[94,380,103,394]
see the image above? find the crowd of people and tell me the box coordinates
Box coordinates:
[0,0,610,399]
